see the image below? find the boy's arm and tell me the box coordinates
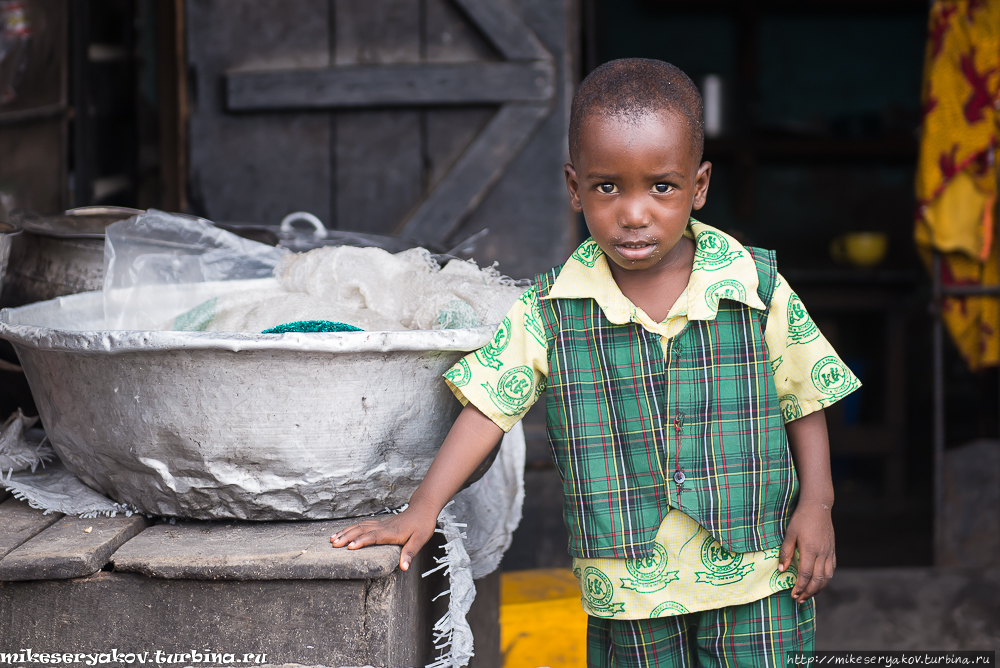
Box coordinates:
[330,403,504,571]
[779,408,836,603]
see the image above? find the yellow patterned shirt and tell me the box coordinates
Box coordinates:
[444,220,859,619]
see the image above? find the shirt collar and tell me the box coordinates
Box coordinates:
[544,219,767,323]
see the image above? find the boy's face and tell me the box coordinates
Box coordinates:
[565,110,711,274]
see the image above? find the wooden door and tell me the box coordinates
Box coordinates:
[0,0,68,214]
[185,0,574,278]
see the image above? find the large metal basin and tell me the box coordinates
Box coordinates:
[0,288,494,520]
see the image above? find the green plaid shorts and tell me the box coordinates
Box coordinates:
[586,589,815,668]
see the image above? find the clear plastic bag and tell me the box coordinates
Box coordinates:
[103,210,287,330]
[103,209,523,333]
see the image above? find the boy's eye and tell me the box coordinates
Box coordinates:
[653,183,673,194]
[597,183,617,194]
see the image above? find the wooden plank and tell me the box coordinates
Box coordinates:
[440,0,573,279]
[334,0,421,66]
[112,518,402,580]
[333,0,423,234]
[425,0,500,63]
[0,513,150,581]
[451,0,551,61]
[0,104,68,127]
[226,61,554,110]
[185,0,332,225]
[469,569,501,668]
[336,110,424,234]
[399,101,551,243]
[425,107,495,189]
[0,498,63,560]
[0,118,67,215]
[0,563,435,667]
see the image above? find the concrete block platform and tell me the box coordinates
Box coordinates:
[0,499,500,668]
[816,567,1000,650]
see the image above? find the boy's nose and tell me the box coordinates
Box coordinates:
[618,197,652,229]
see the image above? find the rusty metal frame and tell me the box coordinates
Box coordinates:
[930,243,1000,564]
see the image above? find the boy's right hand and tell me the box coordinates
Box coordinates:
[330,502,439,572]
[330,403,505,573]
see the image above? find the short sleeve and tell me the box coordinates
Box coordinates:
[765,273,862,422]
[443,286,550,432]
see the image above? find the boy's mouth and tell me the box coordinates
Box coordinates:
[614,241,657,261]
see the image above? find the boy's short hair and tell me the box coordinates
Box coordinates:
[569,58,704,163]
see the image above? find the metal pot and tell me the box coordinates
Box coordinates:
[0,206,142,308]
[0,289,496,520]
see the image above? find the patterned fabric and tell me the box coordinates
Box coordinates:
[914,0,1000,370]
[444,220,859,616]
[536,243,791,558]
[586,589,815,668]
[575,509,800,620]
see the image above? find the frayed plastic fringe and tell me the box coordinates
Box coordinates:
[423,505,475,668]
[3,485,138,518]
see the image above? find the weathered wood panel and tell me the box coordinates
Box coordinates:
[425,0,500,63]
[452,0,551,61]
[334,0,421,66]
[423,0,505,235]
[425,107,496,190]
[185,0,332,225]
[227,61,553,110]
[333,0,424,235]
[185,0,572,276]
[112,519,401,580]
[400,102,550,242]
[0,498,63,560]
[0,118,67,214]
[0,513,150,581]
[0,569,430,667]
[468,569,502,668]
[447,0,572,279]
[336,110,424,235]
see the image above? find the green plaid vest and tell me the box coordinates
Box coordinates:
[534,247,797,559]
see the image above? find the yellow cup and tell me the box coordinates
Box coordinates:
[830,232,889,268]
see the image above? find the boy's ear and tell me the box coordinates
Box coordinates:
[691,161,712,211]
[564,163,584,212]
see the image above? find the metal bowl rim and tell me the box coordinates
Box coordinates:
[0,221,22,236]
[0,294,498,355]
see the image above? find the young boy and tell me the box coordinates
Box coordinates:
[333,58,858,667]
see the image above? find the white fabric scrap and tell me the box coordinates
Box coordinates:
[0,409,53,474]
[425,505,476,668]
[1,461,137,518]
[424,422,526,668]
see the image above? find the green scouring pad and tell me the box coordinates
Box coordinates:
[262,321,363,334]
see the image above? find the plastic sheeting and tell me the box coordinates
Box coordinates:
[103,210,287,330]
[103,211,524,335]
[1,461,136,518]
[0,409,51,474]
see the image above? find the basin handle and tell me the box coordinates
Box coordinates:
[280,212,328,240]
[0,359,22,374]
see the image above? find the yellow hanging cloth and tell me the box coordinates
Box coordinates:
[915,0,1000,370]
